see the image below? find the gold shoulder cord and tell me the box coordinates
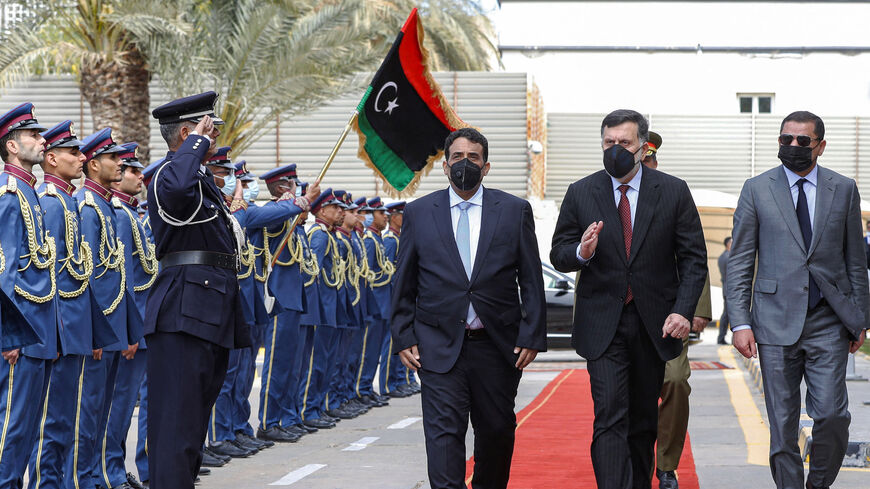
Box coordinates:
[237,238,255,280]
[39,189,92,298]
[79,193,126,314]
[120,205,158,291]
[365,231,394,288]
[336,233,360,305]
[299,227,320,287]
[355,234,373,284]
[308,225,343,289]
[2,185,57,303]
[273,221,304,267]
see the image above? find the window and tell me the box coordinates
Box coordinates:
[738,93,774,114]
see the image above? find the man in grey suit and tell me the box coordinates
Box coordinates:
[727,111,869,489]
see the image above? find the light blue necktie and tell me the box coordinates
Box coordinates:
[456,201,472,279]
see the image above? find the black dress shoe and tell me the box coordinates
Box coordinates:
[198,467,211,476]
[295,422,318,433]
[327,407,357,419]
[374,394,390,403]
[397,384,416,395]
[303,417,336,429]
[257,426,300,442]
[126,473,146,489]
[208,440,255,458]
[204,446,231,463]
[388,388,410,398]
[281,424,308,436]
[320,413,340,423]
[200,449,227,467]
[358,395,376,406]
[346,399,369,412]
[237,431,273,449]
[656,469,678,489]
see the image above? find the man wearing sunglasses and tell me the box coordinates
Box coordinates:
[727,111,869,489]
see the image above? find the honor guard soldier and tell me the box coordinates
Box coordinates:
[28,120,118,489]
[0,103,58,486]
[349,196,374,410]
[325,191,362,420]
[98,142,157,489]
[382,201,418,396]
[146,92,250,489]
[253,166,320,442]
[76,127,142,489]
[359,197,393,404]
[299,189,344,429]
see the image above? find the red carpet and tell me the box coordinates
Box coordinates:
[464,369,700,489]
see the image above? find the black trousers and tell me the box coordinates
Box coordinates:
[146,332,229,489]
[717,294,730,343]
[587,303,665,489]
[419,334,522,489]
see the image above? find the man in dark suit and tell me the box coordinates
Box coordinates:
[392,127,547,489]
[550,109,707,489]
[717,236,732,344]
[146,92,259,488]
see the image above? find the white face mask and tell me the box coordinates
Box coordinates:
[220,171,237,196]
[363,213,374,227]
[244,179,259,201]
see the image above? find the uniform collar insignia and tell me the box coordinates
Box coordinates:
[314,218,332,231]
[111,189,138,209]
[83,178,113,202]
[388,226,401,236]
[367,225,381,235]
[3,164,37,189]
[42,173,75,196]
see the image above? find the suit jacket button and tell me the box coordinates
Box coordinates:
[205,280,210,287]
[803,286,808,291]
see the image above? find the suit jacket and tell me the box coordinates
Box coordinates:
[391,187,547,374]
[550,168,707,362]
[726,165,870,344]
[145,135,250,349]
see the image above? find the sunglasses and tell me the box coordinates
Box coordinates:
[778,134,821,147]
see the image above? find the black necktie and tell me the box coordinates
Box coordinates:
[796,178,821,309]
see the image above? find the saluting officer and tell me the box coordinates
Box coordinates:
[0,103,57,486]
[99,142,158,489]
[253,165,320,442]
[360,197,394,403]
[146,92,250,489]
[299,189,343,429]
[28,120,118,489]
[76,127,142,489]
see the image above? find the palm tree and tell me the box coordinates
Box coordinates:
[0,0,190,162]
[148,0,499,157]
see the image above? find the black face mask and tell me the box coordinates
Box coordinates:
[448,158,483,191]
[778,144,814,173]
[603,144,640,179]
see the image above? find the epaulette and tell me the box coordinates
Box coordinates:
[111,196,122,209]
[85,191,95,206]
[6,177,16,194]
[44,183,58,197]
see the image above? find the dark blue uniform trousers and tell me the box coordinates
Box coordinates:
[209,348,245,443]
[135,372,149,483]
[327,328,355,410]
[90,351,122,488]
[99,350,147,488]
[28,355,83,489]
[378,329,404,395]
[0,356,50,488]
[299,325,339,420]
[147,332,228,489]
[232,345,255,436]
[259,312,305,429]
[358,318,387,397]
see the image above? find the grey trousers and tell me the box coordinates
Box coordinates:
[757,304,851,489]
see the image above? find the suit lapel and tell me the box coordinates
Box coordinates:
[628,169,660,264]
[808,167,836,256]
[470,188,501,283]
[432,189,469,283]
[591,173,627,265]
[768,167,807,254]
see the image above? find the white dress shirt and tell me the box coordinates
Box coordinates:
[577,165,643,262]
[733,164,819,333]
[449,185,484,328]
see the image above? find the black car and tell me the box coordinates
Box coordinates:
[542,263,575,349]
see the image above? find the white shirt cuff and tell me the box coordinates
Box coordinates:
[731,324,751,332]
[576,244,594,264]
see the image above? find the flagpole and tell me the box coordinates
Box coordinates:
[270,110,359,268]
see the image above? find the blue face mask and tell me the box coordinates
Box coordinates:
[220,172,237,196]
[363,213,374,227]
[244,180,259,202]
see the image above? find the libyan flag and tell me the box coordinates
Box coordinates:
[353,8,467,195]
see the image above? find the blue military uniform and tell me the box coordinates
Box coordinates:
[359,197,394,403]
[298,190,342,428]
[27,121,117,489]
[250,166,313,442]
[99,143,157,489]
[349,197,374,405]
[75,128,142,489]
[146,91,250,489]
[0,103,59,486]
